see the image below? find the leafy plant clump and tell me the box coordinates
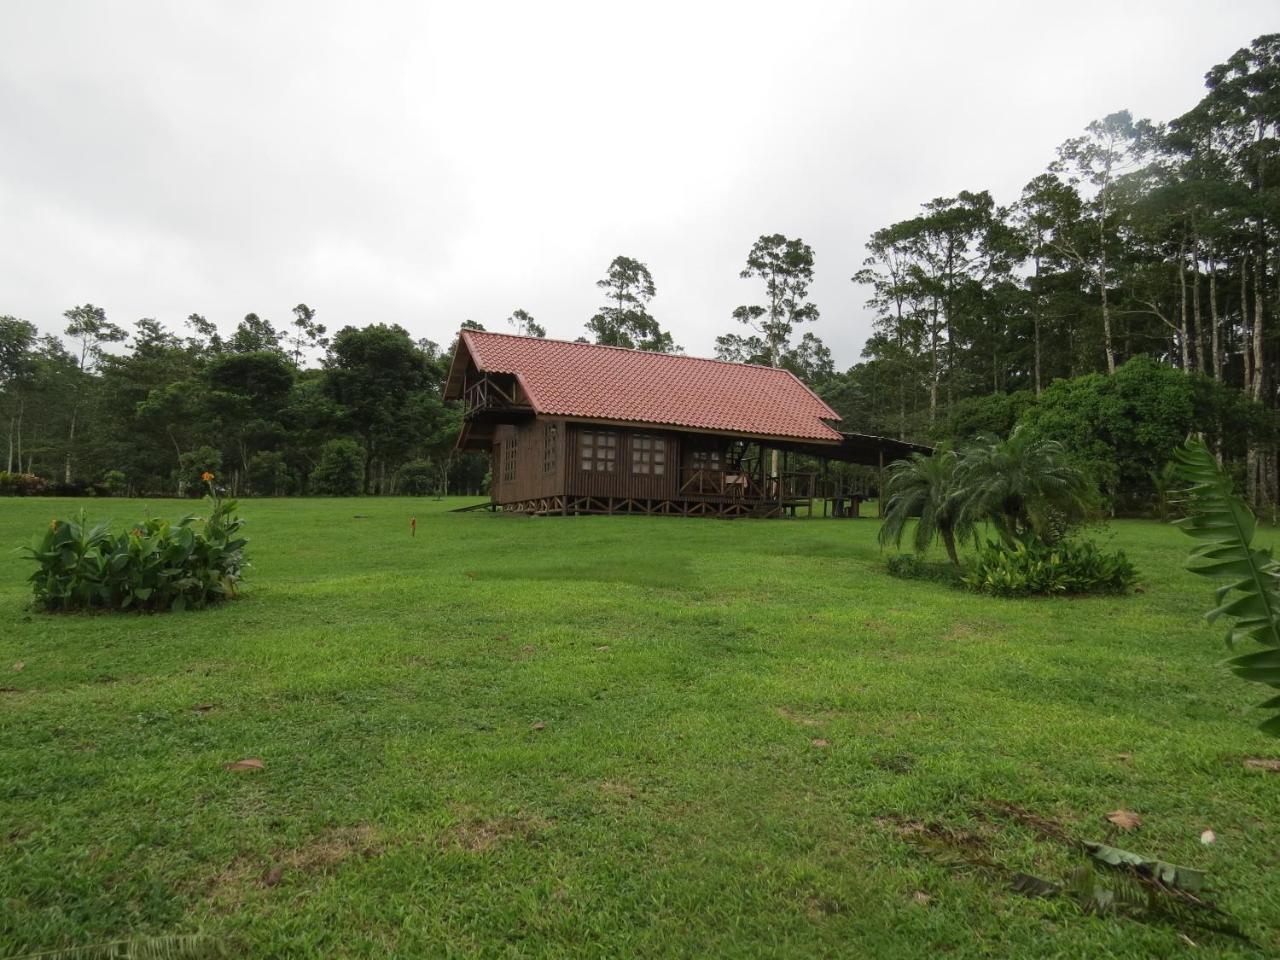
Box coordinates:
[961,536,1136,597]
[22,473,248,613]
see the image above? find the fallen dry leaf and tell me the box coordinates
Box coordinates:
[912,890,932,906]
[1113,752,1133,763]
[595,645,610,651]
[530,722,546,731]
[1244,758,1280,773]
[11,661,24,673]
[1200,829,1216,845]
[811,738,830,748]
[223,758,265,772]
[263,864,284,886]
[1106,809,1141,831]
[191,703,216,713]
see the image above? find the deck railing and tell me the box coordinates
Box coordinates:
[463,375,522,417]
[679,468,823,502]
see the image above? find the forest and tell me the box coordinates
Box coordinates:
[0,33,1276,508]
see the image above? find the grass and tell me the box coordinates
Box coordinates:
[2,496,1279,958]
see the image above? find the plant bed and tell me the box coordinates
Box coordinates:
[21,476,248,613]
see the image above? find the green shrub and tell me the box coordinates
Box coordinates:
[886,553,961,585]
[961,537,1136,597]
[395,458,438,496]
[0,471,46,496]
[310,439,365,495]
[248,451,296,496]
[22,483,249,613]
[99,470,129,496]
[176,447,222,497]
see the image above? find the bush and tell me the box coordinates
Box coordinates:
[248,451,296,497]
[22,489,249,613]
[99,470,129,496]
[310,439,365,496]
[177,447,223,497]
[395,459,437,496]
[0,472,45,496]
[961,537,1136,597]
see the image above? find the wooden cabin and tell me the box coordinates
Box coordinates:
[443,330,929,517]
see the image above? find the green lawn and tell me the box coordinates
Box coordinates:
[2,497,1279,958]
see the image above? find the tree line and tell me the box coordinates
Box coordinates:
[0,232,833,497]
[831,33,1280,507]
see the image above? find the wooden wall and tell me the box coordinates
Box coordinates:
[488,419,752,507]
[563,423,683,501]
[489,418,566,505]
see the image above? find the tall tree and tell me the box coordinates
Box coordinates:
[288,303,329,367]
[732,234,819,367]
[227,313,284,354]
[1052,110,1154,373]
[585,256,678,352]
[61,304,126,482]
[0,316,38,472]
[507,309,546,338]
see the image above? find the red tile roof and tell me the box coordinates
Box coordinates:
[447,331,842,442]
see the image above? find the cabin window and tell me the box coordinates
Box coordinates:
[503,433,518,482]
[690,449,722,472]
[579,430,617,472]
[631,435,666,475]
[543,423,558,475]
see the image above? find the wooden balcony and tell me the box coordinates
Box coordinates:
[462,374,532,421]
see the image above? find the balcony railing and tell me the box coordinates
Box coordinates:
[462,375,527,418]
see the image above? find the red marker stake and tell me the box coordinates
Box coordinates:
[410,516,417,538]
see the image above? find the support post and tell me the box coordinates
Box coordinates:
[878,449,885,518]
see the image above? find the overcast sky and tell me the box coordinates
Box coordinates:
[2,2,1275,368]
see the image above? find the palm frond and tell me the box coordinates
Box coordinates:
[5,935,221,960]
[1173,436,1280,736]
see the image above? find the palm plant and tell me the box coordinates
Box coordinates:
[953,428,1096,547]
[879,447,970,565]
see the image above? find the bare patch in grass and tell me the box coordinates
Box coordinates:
[598,780,636,802]
[777,706,837,727]
[441,811,549,853]
[204,824,383,908]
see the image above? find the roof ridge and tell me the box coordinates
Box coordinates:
[461,328,792,373]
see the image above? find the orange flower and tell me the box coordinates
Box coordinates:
[50,518,58,530]
[201,471,215,482]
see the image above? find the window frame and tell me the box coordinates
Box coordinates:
[579,429,618,473]
[542,423,559,475]
[503,432,518,482]
[630,434,667,476]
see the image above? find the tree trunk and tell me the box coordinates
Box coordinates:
[1033,256,1043,395]
[1242,256,1253,396]
[1253,247,1265,402]
[1191,247,1204,374]
[1177,238,1190,372]
[65,406,76,484]
[929,302,940,425]
[1099,235,1115,373]
[940,525,959,566]
[1208,249,1221,382]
